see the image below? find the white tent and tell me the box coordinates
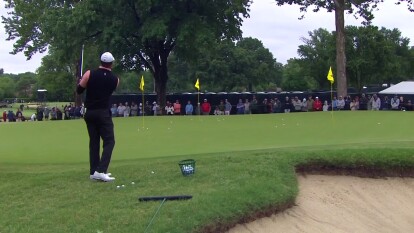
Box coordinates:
[379,81,414,95]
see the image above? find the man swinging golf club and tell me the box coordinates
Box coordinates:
[77,52,119,182]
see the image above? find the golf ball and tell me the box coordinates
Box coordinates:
[151,171,155,174]
[121,185,125,188]
[116,186,121,189]
[131,182,135,185]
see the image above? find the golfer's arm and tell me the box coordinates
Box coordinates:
[77,70,90,94]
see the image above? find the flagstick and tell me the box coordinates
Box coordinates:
[142,91,145,129]
[330,83,335,124]
[197,92,200,119]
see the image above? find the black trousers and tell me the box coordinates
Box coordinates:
[84,109,115,175]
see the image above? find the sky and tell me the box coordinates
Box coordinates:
[1,1,413,74]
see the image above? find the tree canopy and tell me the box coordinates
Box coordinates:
[274,0,414,97]
[293,25,414,93]
[3,0,252,107]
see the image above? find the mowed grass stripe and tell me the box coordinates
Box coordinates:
[1,111,413,164]
[1,111,414,232]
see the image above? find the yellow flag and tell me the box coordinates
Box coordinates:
[327,66,334,84]
[195,78,200,90]
[139,75,144,91]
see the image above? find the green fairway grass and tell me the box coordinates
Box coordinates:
[1,111,414,232]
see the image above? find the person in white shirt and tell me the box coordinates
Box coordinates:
[337,96,345,110]
[390,95,400,110]
[371,94,381,110]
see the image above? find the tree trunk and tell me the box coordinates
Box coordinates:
[335,0,347,97]
[152,51,169,114]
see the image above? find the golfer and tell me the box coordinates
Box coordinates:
[77,52,119,182]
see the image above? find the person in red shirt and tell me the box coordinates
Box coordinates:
[201,99,211,115]
[313,97,323,111]
[2,110,7,122]
[173,100,181,115]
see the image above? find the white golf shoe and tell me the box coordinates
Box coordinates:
[90,171,115,182]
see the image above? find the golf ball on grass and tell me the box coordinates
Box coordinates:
[116,186,121,189]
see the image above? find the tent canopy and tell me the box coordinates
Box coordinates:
[379,81,414,95]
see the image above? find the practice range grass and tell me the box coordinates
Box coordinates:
[1,111,414,232]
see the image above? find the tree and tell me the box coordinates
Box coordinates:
[345,26,413,91]
[296,25,414,92]
[297,28,336,88]
[274,0,414,97]
[167,37,283,92]
[3,0,251,108]
[282,59,318,91]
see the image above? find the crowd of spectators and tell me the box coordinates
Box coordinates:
[1,103,85,122]
[1,93,411,122]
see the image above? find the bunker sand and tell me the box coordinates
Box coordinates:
[229,175,414,233]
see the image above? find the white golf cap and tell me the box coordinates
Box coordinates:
[101,52,115,63]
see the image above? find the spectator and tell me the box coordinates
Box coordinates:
[367,95,373,111]
[273,98,281,113]
[201,99,211,115]
[185,101,193,115]
[165,102,174,115]
[350,99,357,111]
[130,102,138,116]
[44,107,50,120]
[283,96,292,113]
[124,102,130,117]
[236,99,244,114]
[399,96,405,110]
[344,95,351,110]
[30,113,37,121]
[250,95,258,114]
[173,100,181,115]
[117,103,125,116]
[323,101,329,111]
[262,98,269,113]
[371,94,381,111]
[337,96,345,110]
[359,94,368,110]
[218,100,225,115]
[152,101,159,116]
[138,103,143,116]
[37,107,44,121]
[244,99,250,114]
[3,110,7,122]
[390,95,400,110]
[110,104,117,117]
[313,97,322,111]
[16,109,23,122]
[51,107,57,120]
[307,96,314,112]
[292,96,302,112]
[331,96,338,110]
[301,98,307,112]
[224,99,232,115]
[382,96,390,110]
[213,106,220,115]
[7,110,15,122]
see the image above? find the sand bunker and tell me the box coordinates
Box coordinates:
[228,175,414,233]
